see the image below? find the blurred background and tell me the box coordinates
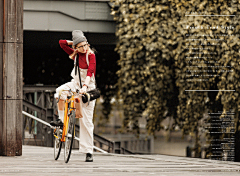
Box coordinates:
[22,0,240,160]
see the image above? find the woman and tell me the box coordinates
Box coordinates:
[51,30,96,162]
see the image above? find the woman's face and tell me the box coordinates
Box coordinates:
[76,41,88,53]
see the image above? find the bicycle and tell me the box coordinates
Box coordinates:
[53,89,80,163]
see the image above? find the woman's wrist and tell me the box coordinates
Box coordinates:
[66,40,73,45]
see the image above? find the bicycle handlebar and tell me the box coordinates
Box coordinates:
[56,89,83,103]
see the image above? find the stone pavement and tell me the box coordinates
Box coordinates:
[1,145,240,176]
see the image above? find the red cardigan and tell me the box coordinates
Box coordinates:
[59,40,96,77]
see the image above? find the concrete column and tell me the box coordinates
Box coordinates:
[0,0,23,156]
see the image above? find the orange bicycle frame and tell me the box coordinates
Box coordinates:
[61,96,75,142]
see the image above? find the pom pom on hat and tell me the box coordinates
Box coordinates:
[72,30,87,46]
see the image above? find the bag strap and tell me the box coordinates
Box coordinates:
[77,64,82,88]
[74,54,83,88]
[74,54,78,76]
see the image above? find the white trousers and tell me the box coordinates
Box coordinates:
[54,79,96,154]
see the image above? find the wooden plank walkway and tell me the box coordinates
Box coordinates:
[0,145,240,176]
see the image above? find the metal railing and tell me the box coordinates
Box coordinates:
[22,100,53,147]
[22,111,107,153]
[22,85,154,154]
[22,97,116,153]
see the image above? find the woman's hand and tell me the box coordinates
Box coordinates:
[79,76,90,93]
[80,86,87,94]
[69,49,78,59]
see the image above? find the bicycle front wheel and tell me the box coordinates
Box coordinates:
[54,136,62,160]
[64,111,76,163]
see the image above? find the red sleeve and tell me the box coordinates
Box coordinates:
[59,40,74,55]
[87,54,96,77]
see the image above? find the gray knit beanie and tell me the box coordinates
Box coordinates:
[72,30,87,46]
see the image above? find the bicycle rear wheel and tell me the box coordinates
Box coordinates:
[64,111,76,163]
[54,130,62,160]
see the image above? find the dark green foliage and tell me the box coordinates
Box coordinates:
[111,0,176,135]
[112,0,240,159]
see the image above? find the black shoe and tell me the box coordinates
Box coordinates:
[85,153,93,162]
[50,119,63,127]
